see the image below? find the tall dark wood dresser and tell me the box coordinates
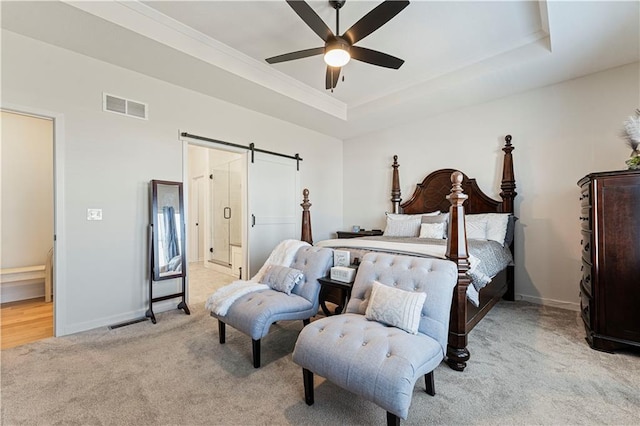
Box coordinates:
[578,169,640,352]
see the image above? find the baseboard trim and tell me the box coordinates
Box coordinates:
[62,299,184,335]
[0,280,45,304]
[516,293,580,311]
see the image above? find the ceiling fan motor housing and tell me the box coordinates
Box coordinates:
[325,36,351,54]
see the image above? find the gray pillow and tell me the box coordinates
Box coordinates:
[504,215,516,247]
[260,265,304,295]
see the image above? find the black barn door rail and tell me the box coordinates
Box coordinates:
[181,132,303,170]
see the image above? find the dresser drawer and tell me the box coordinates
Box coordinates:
[580,230,592,263]
[580,262,593,297]
[580,290,592,329]
[579,207,591,230]
[579,187,590,207]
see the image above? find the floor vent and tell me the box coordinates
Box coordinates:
[103,93,148,120]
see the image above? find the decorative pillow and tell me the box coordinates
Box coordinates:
[383,212,440,237]
[465,220,488,240]
[420,213,449,238]
[260,265,304,295]
[421,212,448,223]
[503,215,516,247]
[466,213,510,245]
[419,222,445,239]
[365,281,427,335]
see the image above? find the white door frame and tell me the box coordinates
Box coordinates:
[2,103,66,337]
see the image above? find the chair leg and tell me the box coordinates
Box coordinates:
[303,368,314,406]
[386,411,401,426]
[252,339,261,368]
[218,320,226,344]
[425,371,435,396]
[303,318,310,327]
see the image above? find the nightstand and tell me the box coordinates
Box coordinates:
[318,276,354,316]
[336,229,383,239]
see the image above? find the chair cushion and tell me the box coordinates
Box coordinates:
[220,289,314,340]
[293,314,444,419]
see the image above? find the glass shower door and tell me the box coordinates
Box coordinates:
[210,157,243,267]
[210,165,230,266]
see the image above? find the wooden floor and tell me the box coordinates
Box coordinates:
[1,298,53,350]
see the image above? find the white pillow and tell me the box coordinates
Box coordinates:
[465,220,488,240]
[383,212,441,237]
[260,265,304,295]
[365,281,426,335]
[465,213,510,245]
[420,213,449,238]
[419,222,445,239]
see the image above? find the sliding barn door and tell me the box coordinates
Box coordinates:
[247,152,300,278]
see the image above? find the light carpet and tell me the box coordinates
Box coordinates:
[1,302,639,425]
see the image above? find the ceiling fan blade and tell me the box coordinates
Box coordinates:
[343,0,409,45]
[325,66,341,90]
[266,47,324,64]
[286,0,334,42]
[351,46,404,69]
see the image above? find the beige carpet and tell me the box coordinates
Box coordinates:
[188,261,237,305]
[1,301,639,425]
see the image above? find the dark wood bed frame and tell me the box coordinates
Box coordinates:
[392,135,516,371]
[300,135,516,371]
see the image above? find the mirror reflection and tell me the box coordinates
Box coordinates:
[152,181,186,280]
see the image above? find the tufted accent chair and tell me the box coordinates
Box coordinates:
[211,246,333,368]
[292,253,457,425]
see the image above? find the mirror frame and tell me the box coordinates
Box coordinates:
[150,179,186,281]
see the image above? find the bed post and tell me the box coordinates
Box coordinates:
[300,188,313,244]
[391,155,402,214]
[445,171,471,372]
[499,135,516,301]
[500,135,516,213]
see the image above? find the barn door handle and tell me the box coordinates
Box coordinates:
[251,214,256,227]
[224,207,231,219]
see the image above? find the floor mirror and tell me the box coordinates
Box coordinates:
[146,179,190,323]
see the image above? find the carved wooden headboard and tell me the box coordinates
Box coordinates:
[392,135,516,215]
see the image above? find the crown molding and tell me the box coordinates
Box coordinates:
[63,0,347,121]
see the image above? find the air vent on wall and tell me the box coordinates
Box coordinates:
[102,93,148,120]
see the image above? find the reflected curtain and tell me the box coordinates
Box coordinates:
[162,206,179,263]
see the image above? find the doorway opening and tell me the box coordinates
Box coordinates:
[186,144,243,305]
[0,109,54,348]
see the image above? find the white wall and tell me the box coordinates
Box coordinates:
[1,30,343,334]
[343,62,639,310]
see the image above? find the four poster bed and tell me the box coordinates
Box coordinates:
[301,135,516,371]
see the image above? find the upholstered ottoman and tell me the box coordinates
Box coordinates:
[292,253,457,424]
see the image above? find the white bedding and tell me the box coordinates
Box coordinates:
[315,238,497,306]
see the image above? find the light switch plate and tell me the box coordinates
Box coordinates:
[87,208,102,221]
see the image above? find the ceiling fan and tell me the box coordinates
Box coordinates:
[266,0,410,91]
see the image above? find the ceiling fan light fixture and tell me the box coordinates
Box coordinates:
[324,38,351,67]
